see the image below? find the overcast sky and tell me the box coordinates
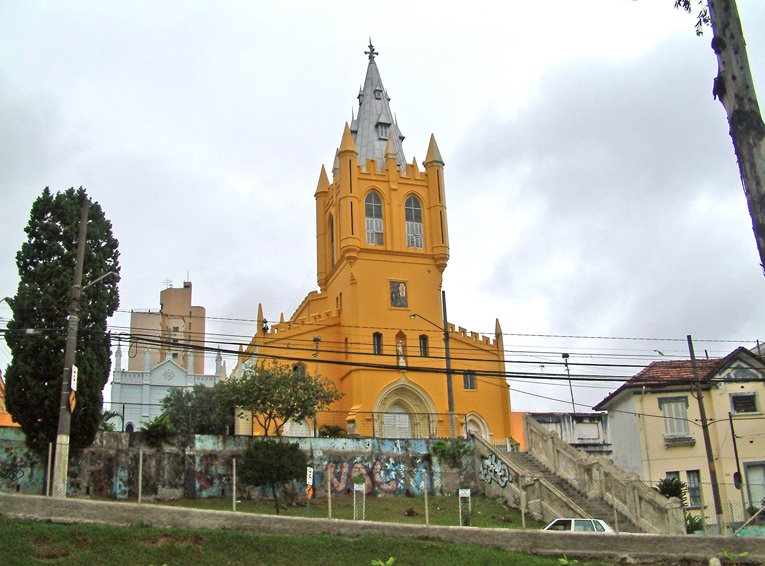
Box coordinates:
[1,1,764,414]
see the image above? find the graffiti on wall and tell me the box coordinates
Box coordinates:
[0,447,41,493]
[322,456,427,496]
[478,453,510,487]
[191,453,231,497]
[0,453,25,486]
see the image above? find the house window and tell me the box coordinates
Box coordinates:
[405,196,424,248]
[377,124,389,139]
[419,335,429,357]
[731,392,757,414]
[659,397,691,441]
[372,332,383,355]
[365,191,384,245]
[463,372,476,390]
[687,470,701,508]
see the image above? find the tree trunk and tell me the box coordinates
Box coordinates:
[272,482,280,515]
[707,0,765,274]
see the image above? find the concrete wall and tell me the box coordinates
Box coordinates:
[0,428,461,501]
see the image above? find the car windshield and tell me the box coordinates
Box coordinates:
[547,519,571,531]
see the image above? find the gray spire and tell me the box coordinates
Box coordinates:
[350,41,406,173]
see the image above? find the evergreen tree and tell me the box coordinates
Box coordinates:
[4,187,120,452]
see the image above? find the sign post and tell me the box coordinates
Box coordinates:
[305,466,314,516]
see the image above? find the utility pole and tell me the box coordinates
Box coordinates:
[52,199,89,497]
[687,334,725,533]
[729,411,749,521]
[441,290,456,438]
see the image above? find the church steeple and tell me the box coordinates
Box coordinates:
[350,40,407,173]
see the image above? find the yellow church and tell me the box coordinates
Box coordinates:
[233,43,515,447]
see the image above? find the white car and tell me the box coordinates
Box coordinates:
[543,518,615,533]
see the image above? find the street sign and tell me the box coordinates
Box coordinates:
[69,390,77,413]
[306,466,314,499]
[70,365,78,391]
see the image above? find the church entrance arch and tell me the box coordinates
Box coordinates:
[374,378,437,439]
[465,412,490,440]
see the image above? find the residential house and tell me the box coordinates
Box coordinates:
[528,412,611,457]
[594,347,765,528]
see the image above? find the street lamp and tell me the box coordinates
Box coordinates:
[562,353,576,413]
[409,290,456,438]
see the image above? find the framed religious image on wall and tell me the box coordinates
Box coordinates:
[390,280,408,308]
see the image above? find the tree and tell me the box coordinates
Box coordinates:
[655,475,687,504]
[239,438,307,514]
[216,361,343,437]
[161,384,230,435]
[676,0,765,274]
[4,187,120,452]
[98,409,121,432]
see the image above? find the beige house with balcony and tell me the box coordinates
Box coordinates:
[594,347,765,528]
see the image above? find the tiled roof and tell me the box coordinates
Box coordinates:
[593,346,754,411]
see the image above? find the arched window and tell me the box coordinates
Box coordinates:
[405,195,423,248]
[125,423,135,433]
[329,215,335,267]
[293,363,307,377]
[365,191,384,245]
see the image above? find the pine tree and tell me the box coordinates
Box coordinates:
[4,187,120,452]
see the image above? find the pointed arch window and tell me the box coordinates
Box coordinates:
[365,191,384,245]
[405,195,424,249]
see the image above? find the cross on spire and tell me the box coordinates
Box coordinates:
[365,39,378,61]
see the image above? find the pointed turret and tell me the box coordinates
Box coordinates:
[495,319,504,352]
[424,134,444,166]
[339,122,357,153]
[257,303,265,336]
[350,41,407,172]
[316,165,331,289]
[424,133,449,271]
[315,165,330,195]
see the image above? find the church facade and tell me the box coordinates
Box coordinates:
[233,44,515,446]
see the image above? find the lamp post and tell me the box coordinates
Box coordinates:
[562,353,576,413]
[409,290,456,438]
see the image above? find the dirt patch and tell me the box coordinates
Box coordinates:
[145,533,204,549]
[33,536,69,560]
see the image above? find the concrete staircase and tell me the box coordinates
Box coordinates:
[504,451,642,533]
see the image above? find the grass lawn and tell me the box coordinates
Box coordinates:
[0,517,599,566]
[156,493,548,530]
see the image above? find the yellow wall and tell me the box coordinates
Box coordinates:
[232,129,515,444]
[632,354,765,524]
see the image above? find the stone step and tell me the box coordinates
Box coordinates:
[504,452,641,533]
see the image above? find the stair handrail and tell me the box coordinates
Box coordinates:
[471,434,590,520]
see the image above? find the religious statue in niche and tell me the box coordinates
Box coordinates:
[390,280,408,308]
[397,341,406,367]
